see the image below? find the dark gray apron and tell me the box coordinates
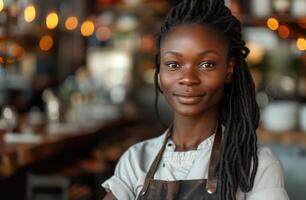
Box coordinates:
[137,124,222,200]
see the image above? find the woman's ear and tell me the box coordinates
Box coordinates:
[225,57,235,83]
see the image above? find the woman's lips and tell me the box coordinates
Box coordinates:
[173,93,207,105]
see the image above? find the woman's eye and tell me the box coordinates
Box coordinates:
[199,62,216,70]
[166,63,180,69]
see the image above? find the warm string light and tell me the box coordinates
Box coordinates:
[39,35,53,51]
[46,12,59,29]
[81,20,95,37]
[19,7,306,53]
[296,38,306,51]
[0,0,4,12]
[24,5,36,22]
[65,16,78,31]
[21,6,113,40]
[267,17,279,31]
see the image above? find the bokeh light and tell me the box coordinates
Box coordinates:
[296,38,306,51]
[0,0,4,12]
[46,12,59,29]
[39,35,54,51]
[24,5,36,22]
[278,25,290,39]
[267,17,279,31]
[65,16,78,31]
[81,20,95,37]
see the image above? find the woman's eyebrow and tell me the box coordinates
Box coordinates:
[163,51,182,57]
[197,50,220,57]
[162,50,220,57]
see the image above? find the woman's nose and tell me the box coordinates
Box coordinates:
[178,66,201,86]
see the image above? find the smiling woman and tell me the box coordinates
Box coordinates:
[102,0,289,200]
[159,24,234,117]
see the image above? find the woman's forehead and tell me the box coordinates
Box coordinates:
[160,24,228,56]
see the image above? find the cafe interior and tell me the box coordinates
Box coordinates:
[0,0,305,199]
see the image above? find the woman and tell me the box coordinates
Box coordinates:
[102,0,289,199]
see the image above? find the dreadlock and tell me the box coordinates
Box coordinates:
[153,0,260,199]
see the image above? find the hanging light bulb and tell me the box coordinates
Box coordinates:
[65,16,78,31]
[39,35,54,51]
[296,38,306,51]
[46,12,59,29]
[0,0,4,12]
[81,20,95,37]
[267,17,279,31]
[24,5,36,22]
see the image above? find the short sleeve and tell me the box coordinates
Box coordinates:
[102,150,137,200]
[101,134,164,200]
[247,148,289,200]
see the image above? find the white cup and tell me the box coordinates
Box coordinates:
[263,101,299,132]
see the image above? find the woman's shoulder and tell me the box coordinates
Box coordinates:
[124,132,166,157]
[243,146,289,199]
[117,130,167,169]
[257,146,281,167]
[102,132,168,199]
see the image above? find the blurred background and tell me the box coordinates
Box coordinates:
[0,0,305,199]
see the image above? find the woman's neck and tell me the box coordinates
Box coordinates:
[172,109,219,152]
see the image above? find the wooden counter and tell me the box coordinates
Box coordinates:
[257,127,306,147]
[0,117,139,177]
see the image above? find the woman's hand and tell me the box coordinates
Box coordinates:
[103,192,118,200]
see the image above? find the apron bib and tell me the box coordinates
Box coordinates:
[137,123,222,200]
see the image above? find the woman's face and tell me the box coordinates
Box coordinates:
[159,24,234,117]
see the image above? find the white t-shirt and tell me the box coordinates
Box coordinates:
[102,129,289,200]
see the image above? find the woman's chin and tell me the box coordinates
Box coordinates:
[174,107,206,117]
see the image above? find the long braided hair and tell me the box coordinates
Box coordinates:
[153,0,260,199]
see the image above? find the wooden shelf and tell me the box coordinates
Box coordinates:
[257,127,306,146]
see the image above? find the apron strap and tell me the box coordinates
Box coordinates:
[140,126,172,196]
[206,122,222,194]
